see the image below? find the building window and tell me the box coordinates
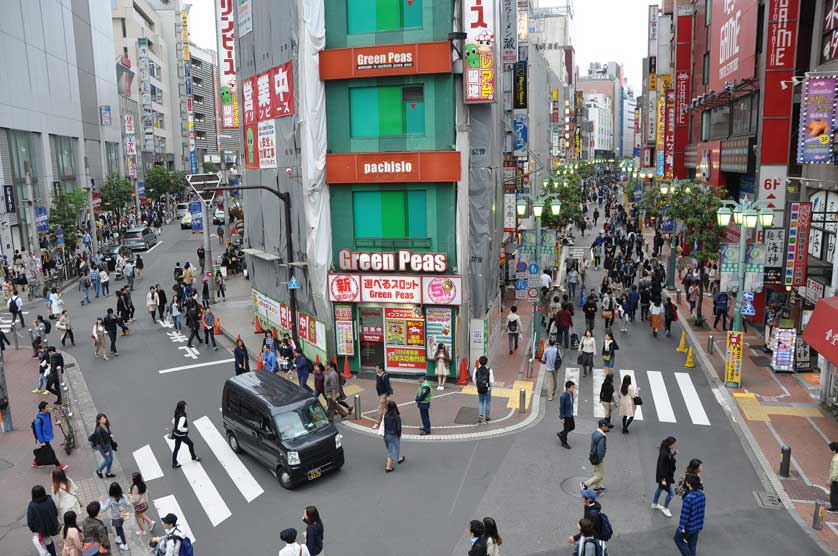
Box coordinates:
[349,85,425,137]
[808,191,838,263]
[352,190,427,240]
[702,52,709,85]
[106,142,121,177]
[194,113,205,123]
[192,58,202,68]
[49,135,77,192]
[194,94,204,105]
[346,0,422,34]
[193,76,203,87]
[731,94,755,136]
[196,131,207,140]
[709,104,731,139]
[700,110,711,142]
[8,130,39,202]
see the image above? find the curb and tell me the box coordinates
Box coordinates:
[677,319,833,554]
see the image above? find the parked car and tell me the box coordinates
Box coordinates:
[101,243,134,272]
[213,208,226,225]
[180,213,193,230]
[176,203,189,219]
[122,226,158,250]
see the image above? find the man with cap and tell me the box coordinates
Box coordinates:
[150,513,185,556]
[582,419,609,494]
[278,528,311,556]
[567,487,604,544]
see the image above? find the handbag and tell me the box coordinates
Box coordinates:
[602,354,611,361]
[577,353,584,365]
[633,395,643,406]
[133,500,148,513]
[601,310,613,319]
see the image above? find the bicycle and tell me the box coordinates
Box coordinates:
[53,399,77,455]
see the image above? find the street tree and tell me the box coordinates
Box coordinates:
[48,188,87,251]
[540,175,583,231]
[143,165,172,201]
[100,174,134,219]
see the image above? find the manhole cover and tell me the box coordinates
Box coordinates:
[750,356,771,367]
[753,491,784,509]
[454,406,479,425]
[560,477,591,497]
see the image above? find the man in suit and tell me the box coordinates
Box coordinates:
[467,520,487,556]
[557,380,576,449]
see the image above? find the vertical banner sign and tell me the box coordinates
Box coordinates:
[513,62,527,109]
[725,331,744,387]
[674,6,693,179]
[655,93,666,176]
[124,115,137,178]
[464,0,496,103]
[137,38,153,151]
[425,307,453,361]
[784,202,812,286]
[257,120,277,169]
[664,87,676,179]
[647,92,657,144]
[501,0,517,63]
[512,110,528,157]
[334,305,354,356]
[237,0,253,36]
[503,193,516,232]
[181,8,198,174]
[764,228,785,284]
[648,5,658,56]
[797,76,838,164]
[215,0,240,129]
[271,61,295,118]
[710,0,758,92]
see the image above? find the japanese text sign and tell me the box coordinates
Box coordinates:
[501,0,517,63]
[725,331,744,386]
[215,0,239,128]
[328,274,463,305]
[464,0,496,103]
[797,76,838,164]
[785,202,812,286]
[710,0,758,92]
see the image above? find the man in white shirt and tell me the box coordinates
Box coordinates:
[278,528,311,556]
[540,270,553,290]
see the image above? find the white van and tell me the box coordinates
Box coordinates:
[175,203,189,218]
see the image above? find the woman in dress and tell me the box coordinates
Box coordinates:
[60,511,83,556]
[433,342,451,391]
[91,317,108,360]
[579,329,596,377]
[51,467,81,526]
[619,374,638,434]
[649,299,663,337]
[48,288,63,320]
[129,472,155,535]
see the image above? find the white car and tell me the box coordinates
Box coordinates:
[176,203,189,219]
[213,208,226,225]
[180,213,193,229]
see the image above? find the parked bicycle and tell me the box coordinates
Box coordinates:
[53,398,77,455]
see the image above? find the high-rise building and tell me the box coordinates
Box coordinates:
[584,93,614,159]
[578,61,625,158]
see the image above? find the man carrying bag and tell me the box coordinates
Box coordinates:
[32,401,66,469]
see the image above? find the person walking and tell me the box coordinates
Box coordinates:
[155,285,167,322]
[383,400,405,472]
[217,224,225,247]
[123,259,134,291]
[150,513,188,556]
[554,304,573,349]
[100,482,130,551]
[483,517,502,556]
[201,306,218,350]
[279,528,311,556]
[651,436,678,518]
[649,299,663,337]
[56,310,75,346]
[146,286,159,323]
[197,246,206,274]
[582,296,598,332]
[102,309,120,356]
[433,342,452,390]
[579,329,596,377]
[600,291,615,330]
[323,362,348,422]
[170,401,201,469]
[303,506,324,556]
[674,475,706,556]
[542,339,562,401]
[467,520,488,556]
[506,306,521,354]
[415,374,432,435]
[557,380,576,449]
[91,413,115,479]
[233,338,251,375]
[828,441,838,513]
[713,291,730,330]
[48,288,63,321]
[566,488,605,544]
[81,501,111,556]
[129,472,155,535]
[201,277,211,309]
[134,254,144,280]
[599,371,616,429]
[33,401,66,469]
[99,268,110,297]
[60,511,83,556]
[51,468,81,527]
[185,306,203,349]
[214,270,226,301]
[89,266,101,299]
[601,332,618,369]
[91,318,108,360]
[619,374,638,433]
[567,267,579,300]
[664,297,678,337]
[170,297,182,331]
[293,347,312,391]
[9,289,24,325]
[582,419,609,493]
[372,363,392,429]
[27,484,60,556]
[571,518,605,556]
[472,355,495,423]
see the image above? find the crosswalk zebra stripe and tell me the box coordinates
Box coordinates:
[193,416,264,503]
[564,367,580,416]
[620,370,643,420]
[152,495,196,543]
[133,444,165,481]
[675,373,711,426]
[592,368,606,418]
[164,436,232,526]
[646,371,676,423]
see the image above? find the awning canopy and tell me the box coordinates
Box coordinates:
[242,248,281,262]
[802,296,838,367]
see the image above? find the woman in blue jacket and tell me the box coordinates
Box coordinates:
[302,505,324,556]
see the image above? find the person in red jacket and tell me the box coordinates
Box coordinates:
[553,306,574,349]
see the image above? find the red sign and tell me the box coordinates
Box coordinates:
[270,62,294,118]
[327,273,463,305]
[761,0,799,164]
[326,151,461,184]
[242,76,256,126]
[785,201,811,286]
[92,192,102,214]
[319,42,452,80]
[674,9,693,179]
[664,88,676,179]
[328,274,361,302]
[801,296,838,367]
[709,0,758,92]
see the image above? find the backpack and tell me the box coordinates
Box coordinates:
[43,320,51,334]
[32,414,43,441]
[507,318,518,333]
[8,296,18,314]
[177,535,194,556]
[589,434,604,465]
[590,508,614,542]
[475,366,491,394]
[83,278,91,289]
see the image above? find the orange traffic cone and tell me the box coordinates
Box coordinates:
[256,352,264,370]
[236,333,241,341]
[254,317,264,333]
[315,354,321,365]
[214,317,221,335]
[332,354,338,367]
[457,358,470,385]
[343,356,351,379]
[536,338,545,360]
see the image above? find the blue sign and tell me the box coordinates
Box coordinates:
[528,263,539,275]
[191,212,203,232]
[741,302,756,317]
[35,207,49,233]
[743,291,754,302]
[633,184,642,203]
[137,181,145,198]
[288,276,300,290]
[515,279,527,290]
[189,150,198,174]
[516,261,528,273]
[512,111,528,156]
[656,150,665,177]
[661,206,673,233]
[56,227,64,245]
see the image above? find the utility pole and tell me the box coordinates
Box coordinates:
[186,174,220,303]
[83,157,98,258]
[0,350,11,432]
[23,161,37,254]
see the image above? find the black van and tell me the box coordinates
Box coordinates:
[222,372,344,489]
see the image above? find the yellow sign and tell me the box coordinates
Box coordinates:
[181,9,190,61]
[649,74,657,91]
[725,331,744,386]
[658,74,671,93]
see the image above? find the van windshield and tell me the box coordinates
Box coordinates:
[273,401,330,440]
[123,231,142,239]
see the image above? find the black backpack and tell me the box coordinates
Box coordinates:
[43,320,51,334]
[475,366,491,394]
[507,318,518,333]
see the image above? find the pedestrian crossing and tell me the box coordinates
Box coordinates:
[560,367,712,426]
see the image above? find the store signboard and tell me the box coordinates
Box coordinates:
[425,307,453,361]
[664,87,675,179]
[327,274,463,305]
[503,193,517,232]
[513,62,527,109]
[709,0,758,92]
[237,0,252,36]
[764,228,785,284]
[771,328,796,372]
[385,307,426,370]
[655,92,665,176]
[784,202,812,286]
[216,0,239,128]
[512,110,528,156]
[805,277,825,304]
[725,331,744,387]
[501,0,517,62]
[252,289,326,353]
[647,92,657,144]
[797,76,838,164]
[648,5,658,56]
[257,120,277,169]
[744,244,766,292]
[326,151,461,183]
[319,42,451,80]
[761,0,799,165]
[334,305,355,356]
[463,0,496,103]
[137,38,153,149]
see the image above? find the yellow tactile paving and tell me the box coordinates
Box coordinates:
[460,380,535,410]
[734,394,824,422]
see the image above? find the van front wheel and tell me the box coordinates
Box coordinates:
[278,467,295,490]
[226,432,242,454]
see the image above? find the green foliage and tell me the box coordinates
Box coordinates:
[665,182,725,264]
[100,174,134,216]
[48,188,87,249]
[539,175,584,230]
[171,171,189,197]
[639,183,663,220]
[144,165,173,201]
[203,161,219,173]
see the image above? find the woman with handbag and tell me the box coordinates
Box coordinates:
[51,468,81,527]
[91,318,108,360]
[92,413,116,478]
[27,484,60,556]
[100,482,130,551]
[651,436,678,518]
[129,472,155,535]
[57,310,75,347]
[600,291,615,330]
[649,299,663,337]
[602,332,618,369]
[578,329,596,377]
[619,374,639,434]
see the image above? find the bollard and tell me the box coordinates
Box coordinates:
[676,289,682,305]
[813,500,825,531]
[353,394,361,421]
[707,335,715,353]
[779,445,792,478]
[518,388,526,414]
[12,323,19,350]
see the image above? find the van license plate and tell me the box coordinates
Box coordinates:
[306,468,322,480]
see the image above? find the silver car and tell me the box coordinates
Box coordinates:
[122,226,157,250]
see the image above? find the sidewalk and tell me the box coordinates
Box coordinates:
[0,347,148,555]
[664,252,838,552]
[212,276,544,441]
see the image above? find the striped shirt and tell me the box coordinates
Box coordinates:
[679,489,706,533]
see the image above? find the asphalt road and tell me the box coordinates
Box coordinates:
[33,223,824,556]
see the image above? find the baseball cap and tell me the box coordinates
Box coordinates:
[161,513,178,525]
[597,418,610,428]
[581,487,598,501]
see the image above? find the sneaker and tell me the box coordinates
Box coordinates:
[660,506,672,517]
[120,543,129,551]
[32,388,41,393]
[650,503,661,510]
[58,464,68,471]
[437,385,444,390]
[32,459,41,468]
[826,507,838,514]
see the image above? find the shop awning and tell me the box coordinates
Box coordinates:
[242,248,281,262]
[802,296,838,367]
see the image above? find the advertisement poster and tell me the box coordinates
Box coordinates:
[405,320,425,345]
[243,123,258,169]
[257,120,277,169]
[513,62,527,109]
[771,328,796,372]
[744,244,766,292]
[501,0,517,62]
[384,307,426,370]
[709,0,758,92]
[237,0,252,36]
[425,307,453,360]
[664,87,675,179]
[725,331,744,387]
[463,0,496,103]
[271,61,295,118]
[761,0,799,166]
[784,202,812,286]
[242,76,256,126]
[655,93,665,176]
[513,109,528,156]
[764,228,785,284]
[35,207,48,233]
[137,38,153,149]
[797,76,838,164]
[216,0,240,128]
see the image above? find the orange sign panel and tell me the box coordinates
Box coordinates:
[319,42,452,80]
[326,151,461,184]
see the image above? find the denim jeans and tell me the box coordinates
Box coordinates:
[101,281,110,296]
[604,355,615,368]
[173,315,182,331]
[478,391,492,419]
[92,280,100,297]
[97,446,113,474]
[384,433,400,461]
[674,529,699,556]
[508,332,519,352]
[653,482,674,508]
[81,287,90,305]
[558,326,570,349]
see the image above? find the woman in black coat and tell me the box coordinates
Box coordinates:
[27,484,60,556]
[651,436,677,517]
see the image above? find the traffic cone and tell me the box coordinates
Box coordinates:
[536,338,545,359]
[343,356,351,380]
[456,358,469,385]
[214,317,221,335]
[684,346,695,368]
[676,330,688,352]
[332,354,338,367]
[236,333,241,341]
[256,352,264,370]
[314,354,321,365]
[254,317,264,333]
[271,327,278,340]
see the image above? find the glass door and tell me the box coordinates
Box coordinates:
[359,307,384,369]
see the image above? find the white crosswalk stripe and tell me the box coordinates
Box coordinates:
[193,416,264,502]
[675,372,711,426]
[564,367,580,415]
[647,371,677,423]
[592,368,606,418]
[164,435,232,527]
[133,444,165,481]
[620,369,643,420]
[152,495,196,544]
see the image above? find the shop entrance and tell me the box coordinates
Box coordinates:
[359,307,384,369]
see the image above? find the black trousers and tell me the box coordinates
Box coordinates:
[45,376,62,405]
[204,328,217,347]
[559,416,575,443]
[107,330,118,353]
[61,329,75,345]
[831,481,838,509]
[187,327,203,346]
[172,434,197,466]
[713,310,729,330]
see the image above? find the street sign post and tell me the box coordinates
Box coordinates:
[186,174,222,301]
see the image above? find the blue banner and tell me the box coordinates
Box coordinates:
[633,184,642,202]
[661,205,673,232]
[137,180,145,198]
[512,110,528,156]
[656,150,664,177]
[35,207,48,233]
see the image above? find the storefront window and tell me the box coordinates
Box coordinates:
[347,0,423,34]
[809,190,838,264]
[106,142,121,177]
[50,135,77,191]
[8,129,38,192]
[731,94,757,137]
[709,104,730,140]
[349,85,425,137]
[352,190,428,243]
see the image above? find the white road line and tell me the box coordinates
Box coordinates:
[132,444,164,481]
[193,416,263,503]
[620,369,643,420]
[674,373,711,426]
[646,371,676,423]
[564,367,580,416]
[146,241,163,253]
[592,368,605,418]
[158,358,235,374]
[152,495,195,543]
[164,436,232,527]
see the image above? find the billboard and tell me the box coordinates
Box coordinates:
[785,202,812,286]
[215,0,240,129]
[513,110,528,156]
[655,92,665,176]
[797,76,838,164]
[464,0,496,103]
[664,87,675,179]
[513,62,527,109]
[709,0,758,91]
[760,0,799,164]
[137,38,153,151]
[501,0,517,63]
[648,5,658,56]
